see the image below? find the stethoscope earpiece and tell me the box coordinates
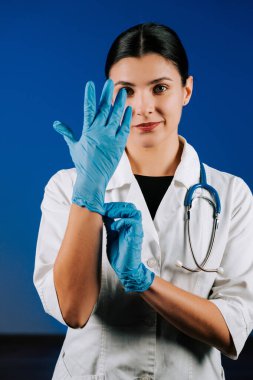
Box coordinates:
[217,267,224,275]
[176,260,183,268]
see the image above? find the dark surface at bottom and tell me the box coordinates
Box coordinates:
[0,335,252,379]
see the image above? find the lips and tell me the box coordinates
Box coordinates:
[135,122,161,127]
[134,121,161,131]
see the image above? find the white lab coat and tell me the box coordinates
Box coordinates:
[33,135,253,380]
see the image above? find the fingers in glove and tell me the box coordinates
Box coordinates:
[82,81,96,133]
[110,218,144,238]
[116,105,132,142]
[94,79,114,126]
[103,202,142,221]
[107,88,127,132]
[53,121,76,147]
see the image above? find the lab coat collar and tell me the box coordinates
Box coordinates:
[106,134,201,191]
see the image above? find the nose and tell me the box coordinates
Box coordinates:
[134,92,155,116]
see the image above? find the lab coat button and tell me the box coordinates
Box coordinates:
[147,258,157,268]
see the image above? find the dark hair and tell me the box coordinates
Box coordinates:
[105,22,189,87]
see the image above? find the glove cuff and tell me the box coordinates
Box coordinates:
[119,263,155,293]
[72,197,105,215]
[72,175,106,215]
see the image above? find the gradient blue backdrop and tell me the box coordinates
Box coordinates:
[1,0,252,334]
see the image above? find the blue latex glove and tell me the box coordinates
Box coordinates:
[103,202,155,293]
[53,79,132,215]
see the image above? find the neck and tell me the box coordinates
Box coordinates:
[126,133,184,177]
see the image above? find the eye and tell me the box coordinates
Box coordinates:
[118,84,169,97]
[153,84,168,94]
[121,87,134,97]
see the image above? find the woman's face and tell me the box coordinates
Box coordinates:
[109,53,193,148]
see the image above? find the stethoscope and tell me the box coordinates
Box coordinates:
[176,162,224,275]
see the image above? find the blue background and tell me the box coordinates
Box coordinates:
[1,0,252,334]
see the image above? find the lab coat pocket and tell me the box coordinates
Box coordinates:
[61,351,105,380]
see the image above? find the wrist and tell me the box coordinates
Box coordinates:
[119,264,155,293]
[72,174,106,215]
[72,196,105,215]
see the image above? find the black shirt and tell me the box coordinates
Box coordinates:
[134,174,174,220]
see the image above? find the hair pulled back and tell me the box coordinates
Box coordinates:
[105,22,189,86]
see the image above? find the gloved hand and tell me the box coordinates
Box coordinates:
[103,202,155,293]
[53,79,132,215]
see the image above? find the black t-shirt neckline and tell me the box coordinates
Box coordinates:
[134,174,174,220]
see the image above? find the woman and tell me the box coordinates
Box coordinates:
[34,23,253,379]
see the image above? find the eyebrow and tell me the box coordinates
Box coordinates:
[114,77,173,86]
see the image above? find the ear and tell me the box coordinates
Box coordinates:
[183,75,193,106]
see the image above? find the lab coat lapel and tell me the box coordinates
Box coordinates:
[106,148,160,246]
[125,175,160,246]
[106,134,202,249]
[153,135,201,232]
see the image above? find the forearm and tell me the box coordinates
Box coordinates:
[54,203,103,328]
[140,276,236,356]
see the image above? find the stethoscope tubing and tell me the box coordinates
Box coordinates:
[176,162,224,274]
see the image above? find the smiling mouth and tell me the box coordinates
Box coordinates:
[134,122,162,131]
[135,122,162,127]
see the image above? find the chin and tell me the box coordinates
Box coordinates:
[138,138,160,149]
